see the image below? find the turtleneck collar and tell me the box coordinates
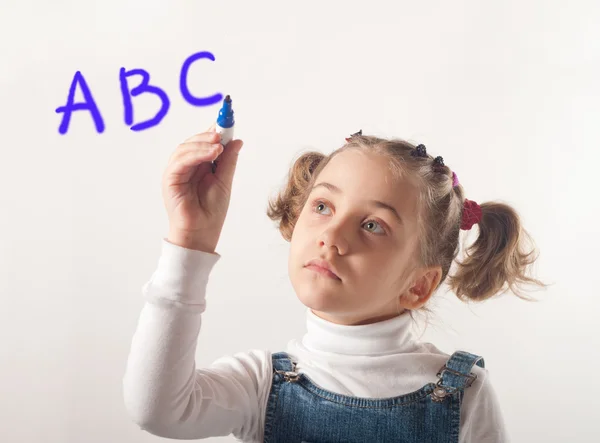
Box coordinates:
[302,308,417,356]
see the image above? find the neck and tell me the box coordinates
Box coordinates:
[302,308,417,356]
[311,309,408,326]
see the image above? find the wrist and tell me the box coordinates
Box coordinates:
[167,230,216,253]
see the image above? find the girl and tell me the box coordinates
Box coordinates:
[123,127,545,442]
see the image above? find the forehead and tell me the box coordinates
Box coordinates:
[316,149,419,221]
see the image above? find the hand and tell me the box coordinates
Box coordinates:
[162,124,244,252]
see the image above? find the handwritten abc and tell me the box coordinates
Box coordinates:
[55,51,222,134]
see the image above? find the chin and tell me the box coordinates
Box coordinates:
[291,274,345,311]
[297,294,338,312]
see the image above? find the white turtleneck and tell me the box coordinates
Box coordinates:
[123,239,509,442]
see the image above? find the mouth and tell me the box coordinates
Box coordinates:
[304,262,342,281]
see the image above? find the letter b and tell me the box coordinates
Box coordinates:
[119,68,170,131]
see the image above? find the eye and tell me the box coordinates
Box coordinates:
[314,201,331,215]
[312,200,386,235]
[363,220,385,234]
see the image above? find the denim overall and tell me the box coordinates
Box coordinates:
[263,350,485,443]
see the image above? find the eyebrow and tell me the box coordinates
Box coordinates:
[311,182,403,225]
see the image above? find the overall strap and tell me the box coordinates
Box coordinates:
[436,350,485,390]
[271,352,295,373]
[264,352,299,442]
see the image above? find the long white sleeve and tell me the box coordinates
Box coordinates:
[459,371,510,443]
[122,239,271,441]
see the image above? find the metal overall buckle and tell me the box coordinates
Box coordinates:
[431,363,478,403]
[275,360,300,382]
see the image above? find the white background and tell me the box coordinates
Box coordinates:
[1,1,598,442]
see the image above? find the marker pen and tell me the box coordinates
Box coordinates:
[216,94,235,146]
[212,94,235,173]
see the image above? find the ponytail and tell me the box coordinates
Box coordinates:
[448,202,546,302]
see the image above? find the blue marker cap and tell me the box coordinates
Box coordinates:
[216,95,234,128]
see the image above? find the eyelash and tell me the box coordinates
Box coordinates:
[310,199,387,235]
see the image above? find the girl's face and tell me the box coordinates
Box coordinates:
[288,149,430,326]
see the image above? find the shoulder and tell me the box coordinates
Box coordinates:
[459,366,509,442]
[429,349,507,441]
[202,349,275,442]
[207,348,277,405]
[205,348,274,389]
[417,344,490,394]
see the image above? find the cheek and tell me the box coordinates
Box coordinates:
[291,213,312,244]
[365,250,408,284]
[387,251,416,287]
[289,225,308,261]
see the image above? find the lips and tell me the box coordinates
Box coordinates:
[305,259,341,281]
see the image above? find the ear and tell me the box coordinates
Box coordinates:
[399,266,443,310]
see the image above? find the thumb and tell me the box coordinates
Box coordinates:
[214,139,243,186]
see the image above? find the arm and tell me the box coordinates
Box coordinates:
[460,369,510,443]
[122,239,271,441]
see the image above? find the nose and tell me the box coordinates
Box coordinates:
[317,224,349,255]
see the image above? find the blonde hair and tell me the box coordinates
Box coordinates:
[266,134,546,313]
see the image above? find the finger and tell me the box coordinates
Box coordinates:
[169,140,210,165]
[168,143,223,178]
[172,141,222,161]
[213,139,243,185]
[168,148,221,184]
[183,130,220,144]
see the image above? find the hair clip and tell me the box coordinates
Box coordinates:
[432,156,445,172]
[345,129,362,142]
[411,144,428,158]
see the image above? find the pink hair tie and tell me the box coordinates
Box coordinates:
[452,172,482,230]
[461,199,482,230]
[452,171,459,187]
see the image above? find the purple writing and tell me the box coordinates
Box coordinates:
[55,51,222,134]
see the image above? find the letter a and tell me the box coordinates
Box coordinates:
[55,71,105,134]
